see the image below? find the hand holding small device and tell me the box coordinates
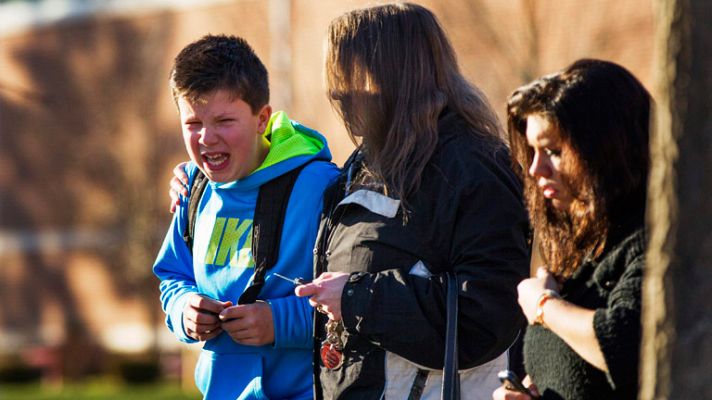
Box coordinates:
[497,370,539,399]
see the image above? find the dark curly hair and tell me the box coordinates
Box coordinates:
[169,34,269,113]
[507,59,651,278]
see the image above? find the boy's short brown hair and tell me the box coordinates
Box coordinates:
[170,34,269,113]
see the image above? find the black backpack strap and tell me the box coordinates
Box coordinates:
[183,169,210,253]
[238,163,310,305]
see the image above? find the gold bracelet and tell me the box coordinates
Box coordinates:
[534,289,561,327]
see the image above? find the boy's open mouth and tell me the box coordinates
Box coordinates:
[202,152,230,170]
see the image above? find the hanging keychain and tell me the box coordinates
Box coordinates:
[320,319,344,370]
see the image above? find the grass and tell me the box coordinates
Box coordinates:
[0,379,201,400]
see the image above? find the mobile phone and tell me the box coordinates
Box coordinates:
[498,370,534,397]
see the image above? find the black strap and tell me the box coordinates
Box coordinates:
[183,169,210,252]
[405,273,460,400]
[442,272,460,400]
[182,164,310,305]
[408,369,430,400]
[237,163,308,304]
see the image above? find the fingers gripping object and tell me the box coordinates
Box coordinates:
[273,273,328,314]
[498,370,537,398]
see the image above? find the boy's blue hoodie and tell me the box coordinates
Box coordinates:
[154,112,339,399]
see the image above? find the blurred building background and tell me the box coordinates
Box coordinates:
[0,0,653,394]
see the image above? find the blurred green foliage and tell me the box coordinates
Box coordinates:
[0,379,200,399]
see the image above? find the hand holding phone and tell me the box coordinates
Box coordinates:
[497,370,537,398]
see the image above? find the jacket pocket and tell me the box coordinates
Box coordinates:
[195,351,267,400]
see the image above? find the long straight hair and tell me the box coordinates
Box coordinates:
[326,2,503,201]
[507,59,651,278]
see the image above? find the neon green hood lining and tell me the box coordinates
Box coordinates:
[253,111,325,173]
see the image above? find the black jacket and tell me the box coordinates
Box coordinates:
[524,217,645,400]
[313,111,531,399]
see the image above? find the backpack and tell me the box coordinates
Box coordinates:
[182,164,309,305]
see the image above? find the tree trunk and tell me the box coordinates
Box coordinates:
[641,0,712,399]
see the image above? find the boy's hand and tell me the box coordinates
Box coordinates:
[169,161,190,213]
[219,301,275,346]
[182,293,232,341]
